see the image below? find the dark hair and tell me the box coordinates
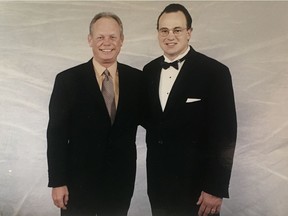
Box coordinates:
[157,3,192,30]
[89,12,123,38]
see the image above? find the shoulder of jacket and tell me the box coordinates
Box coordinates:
[143,56,162,70]
[117,62,141,73]
[56,60,91,79]
[193,51,228,70]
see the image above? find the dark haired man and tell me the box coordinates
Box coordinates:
[143,4,237,216]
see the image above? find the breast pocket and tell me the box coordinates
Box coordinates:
[185,98,202,103]
[182,97,205,120]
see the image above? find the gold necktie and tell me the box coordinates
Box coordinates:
[102,69,116,124]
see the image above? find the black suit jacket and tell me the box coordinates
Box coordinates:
[143,47,237,200]
[47,59,143,199]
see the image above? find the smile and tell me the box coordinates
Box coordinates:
[166,43,177,46]
[100,49,114,53]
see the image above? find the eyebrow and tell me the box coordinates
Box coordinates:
[159,26,183,29]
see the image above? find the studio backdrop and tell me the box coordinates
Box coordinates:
[0,1,288,216]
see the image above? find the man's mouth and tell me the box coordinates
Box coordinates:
[165,43,177,47]
[100,49,114,53]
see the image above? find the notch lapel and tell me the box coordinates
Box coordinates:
[84,59,111,121]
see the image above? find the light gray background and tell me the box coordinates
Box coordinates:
[0,1,288,216]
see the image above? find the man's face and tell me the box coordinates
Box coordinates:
[158,11,192,61]
[88,17,123,67]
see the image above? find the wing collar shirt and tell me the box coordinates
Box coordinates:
[93,58,119,108]
[159,46,190,111]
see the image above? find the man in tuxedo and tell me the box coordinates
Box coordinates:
[143,4,237,216]
[47,12,143,216]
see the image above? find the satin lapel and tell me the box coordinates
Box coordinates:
[150,61,164,114]
[164,52,196,115]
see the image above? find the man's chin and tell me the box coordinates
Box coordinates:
[101,58,117,65]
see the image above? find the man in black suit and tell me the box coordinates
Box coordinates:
[47,12,143,216]
[143,4,237,216]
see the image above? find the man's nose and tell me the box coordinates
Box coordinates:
[167,31,176,39]
[103,37,112,44]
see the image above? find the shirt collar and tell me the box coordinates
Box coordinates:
[93,58,117,78]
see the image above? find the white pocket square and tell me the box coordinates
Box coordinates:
[186,98,201,103]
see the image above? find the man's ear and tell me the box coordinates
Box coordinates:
[187,27,193,42]
[88,34,92,47]
[120,35,124,46]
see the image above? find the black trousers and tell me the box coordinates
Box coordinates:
[61,206,128,216]
[147,170,220,216]
[60,178,134,216]
[60,189,131,216]
[150,202,220,216]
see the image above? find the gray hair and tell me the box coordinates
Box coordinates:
[89,12,124,38]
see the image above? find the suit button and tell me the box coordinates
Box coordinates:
[158,140,163,145]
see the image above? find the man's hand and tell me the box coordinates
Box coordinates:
[196,191,222,216]
[52,186,69,210]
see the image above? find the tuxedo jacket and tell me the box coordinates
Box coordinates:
[47,59,143,198]
[143,47,237,199]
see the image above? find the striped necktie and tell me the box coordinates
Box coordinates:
[102,69,116,124]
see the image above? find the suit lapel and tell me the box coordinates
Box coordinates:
[150,59,164,114]
[114,63,133,124]
[84,59,111,120]
[115,63,124,120]
[163,64,187,114]
[164,49,197,114]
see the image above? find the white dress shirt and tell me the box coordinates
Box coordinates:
[159,47,190,111]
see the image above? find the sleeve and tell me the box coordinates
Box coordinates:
[47,73,71,187]
[203,64,237,198]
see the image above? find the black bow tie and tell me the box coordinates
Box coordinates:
[161,61,179,70]
[161,55,186,70]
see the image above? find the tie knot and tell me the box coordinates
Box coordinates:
[161,55,187,70]
[102,69,111,81]
[103,69,110,76]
